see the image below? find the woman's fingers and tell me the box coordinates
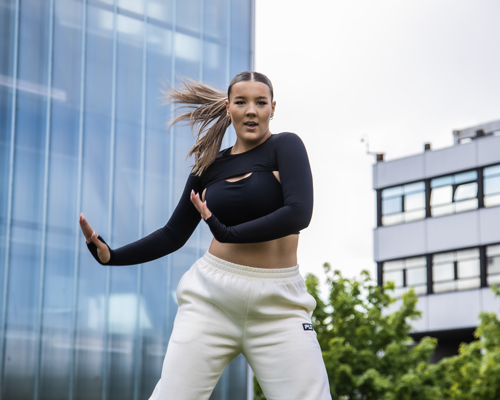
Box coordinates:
[79,213,93,243]
[190,190,212,220]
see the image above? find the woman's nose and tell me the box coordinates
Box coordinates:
[245,105,256,116]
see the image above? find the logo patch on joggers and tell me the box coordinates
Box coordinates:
[302,323,314,331]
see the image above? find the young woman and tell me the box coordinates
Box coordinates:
[79,71,331,400]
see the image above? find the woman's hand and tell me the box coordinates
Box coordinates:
[79,213,111,264]
[190,190,212,220]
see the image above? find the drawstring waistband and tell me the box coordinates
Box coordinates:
[202,251,302,283]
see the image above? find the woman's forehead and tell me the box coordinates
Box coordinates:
[230,81,272,99]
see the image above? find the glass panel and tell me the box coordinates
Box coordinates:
[488,274,500,286]
[457,278,480,291]
[487,245,500,257]
[454,182,477,201]
[382,197,402,215]
[382,186,403,199]
[404,181,425,194]
[406,267,427,286]
[457,259,480,278]
[431,186,452,206]
[484,164,500,177]
[456,248,479,261]
[433,251,454,264]
[484,176,500,195]
[431,203,454,217]
[383,270,403,287]
[434,281,456,293]
[412,285,427,295]
[454,170,477,184]
[404,209,425,222]
[431,176,453,188]
[455,198,478,213]
[484,194,500,208]
[406,256,427,268]
[487,257,500,275]
[4,0,51,397]
[433,263,454,281]
[404,192,424,211]
[394,287,408,298]
[382,213,404,226]
[383,260,404,271]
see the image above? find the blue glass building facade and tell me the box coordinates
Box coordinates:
[0,0,254,399]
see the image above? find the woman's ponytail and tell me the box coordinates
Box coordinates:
[163,79,231,176]
[164,71,273,176]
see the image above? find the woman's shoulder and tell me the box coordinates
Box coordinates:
[274,132,307,151]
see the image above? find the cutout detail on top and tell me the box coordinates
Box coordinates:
[225,172,253,182]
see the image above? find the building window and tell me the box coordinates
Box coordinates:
[484,164,500,208]
[486,244,500,286]
[381,182,425,226]
[430,170,478,217]
[432,248,480,293]
[383,256,427,297]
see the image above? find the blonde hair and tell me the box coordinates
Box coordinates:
[164,71,274,176]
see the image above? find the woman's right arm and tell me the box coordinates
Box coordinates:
[82,173,202,266]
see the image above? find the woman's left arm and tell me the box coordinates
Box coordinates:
[192,133,313,243]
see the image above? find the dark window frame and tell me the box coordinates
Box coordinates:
[377,244,492,294]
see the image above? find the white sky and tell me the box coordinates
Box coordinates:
[255,0,500,288]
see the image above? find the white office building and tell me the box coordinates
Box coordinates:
[373,120,500,360]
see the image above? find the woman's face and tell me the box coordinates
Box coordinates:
[226,80,276,148]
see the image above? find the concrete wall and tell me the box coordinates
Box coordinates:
[374,207,500,261]
[384,288,500,333]
[373,135,500,189]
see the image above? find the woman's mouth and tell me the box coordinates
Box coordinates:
[244,121,258,130]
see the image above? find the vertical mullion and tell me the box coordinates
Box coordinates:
[34,0,55,398]
[166,0,177,339]
[132,2,149,399]
[102,1,118,399]
[377,262,383,287]
[480,246,487,288]
[249,0,255,71]
[425,179,431,218]
[426,254,433,295]
[223,0,231,150]
[376,190,382,227]
[69,0,88,398]
[0,0,20,394]
[195,0,204,259]
[477,167,484,208]
[219,4,231,396]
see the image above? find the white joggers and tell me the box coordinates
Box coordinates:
[149,252,331,400]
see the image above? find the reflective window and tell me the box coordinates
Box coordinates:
[0,0,251,399]
[432,249,480,293]
[381,182,425,226]
[383,256,427,297]
[484,164,500,208]
[486,244,500,286]
[430,171,478,217]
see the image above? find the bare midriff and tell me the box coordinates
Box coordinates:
[208,234,299,269]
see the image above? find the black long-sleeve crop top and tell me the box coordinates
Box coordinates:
[87,132,313,266]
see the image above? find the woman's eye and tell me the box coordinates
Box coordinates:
[257,101,267,106]
[235,101,244,105]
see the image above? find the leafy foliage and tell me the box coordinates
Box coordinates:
[306,264,440,400]
[253,265,500,399]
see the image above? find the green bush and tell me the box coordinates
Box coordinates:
[254,264,500,399]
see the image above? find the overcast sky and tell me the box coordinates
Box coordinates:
[255,0,500,288]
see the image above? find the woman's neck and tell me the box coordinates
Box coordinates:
[231,131,272,155]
